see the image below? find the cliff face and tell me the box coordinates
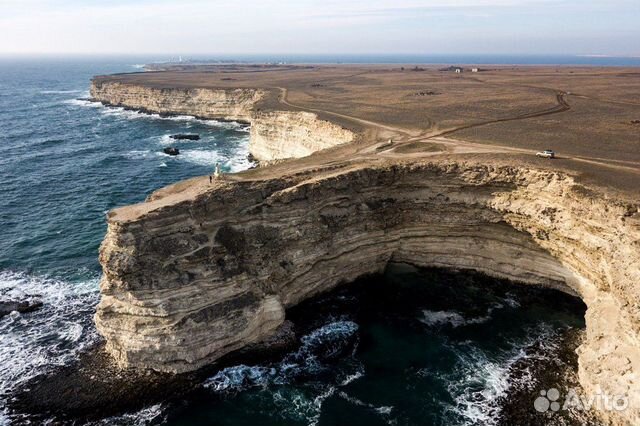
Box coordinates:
[249,111,353,161]
[91,78,640,424]
[90,81,354,161]
[90,81,263,122]
[96,162,640,424]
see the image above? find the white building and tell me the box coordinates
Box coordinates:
[472,68,479,73]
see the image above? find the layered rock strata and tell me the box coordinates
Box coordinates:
[89,81,353,161]
[96,161,640,424]
[91,79,640,424]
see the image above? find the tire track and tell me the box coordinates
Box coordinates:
[428,92,570,138]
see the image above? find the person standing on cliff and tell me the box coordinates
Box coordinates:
[209,175,212,184]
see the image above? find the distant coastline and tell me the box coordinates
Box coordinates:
[2,54,640,67]
[136,54,640,67]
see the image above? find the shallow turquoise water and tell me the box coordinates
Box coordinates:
[0,58,586,426]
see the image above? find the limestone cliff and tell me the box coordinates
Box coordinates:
[249,111,353,161]
[89,81,354,161]
[90,80,262,122]
[96,161,640,424]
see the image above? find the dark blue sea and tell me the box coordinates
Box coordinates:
[0,57,587,425]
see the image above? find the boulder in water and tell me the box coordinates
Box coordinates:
[170,134,200,140]
[0,299,43,318]
[163,147,180,156]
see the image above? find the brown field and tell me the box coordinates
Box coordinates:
[95,64,640,194]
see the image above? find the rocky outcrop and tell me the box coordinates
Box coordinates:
[96,161,640,423]
[0,299,43,317]
[89,81,354,161]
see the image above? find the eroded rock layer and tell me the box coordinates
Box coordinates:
[89,81,353,161]
[96,161,640,424]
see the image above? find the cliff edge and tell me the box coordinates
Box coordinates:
[91,70,640,424]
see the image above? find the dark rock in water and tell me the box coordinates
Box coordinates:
[0,299,43,317]
[8,323,297,423]
[498,328,600,425]
[9,346,199,423]
[246,153,259,168]
[170,134,200,140]
[163,147,180,156]
[238,320,296,358]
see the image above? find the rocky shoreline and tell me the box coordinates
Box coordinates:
[10,267,589,424]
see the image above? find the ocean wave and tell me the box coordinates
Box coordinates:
[337,391,394,417]
[41,89,84,95]
[202,321,361,425]
[420,295,521,328]
[420,308,496,328]
[63,98,102,108]
[0,270,100,416]
[95,403,165,426]
[170,150,220,166]
[204,320,360,393]
[124,150,153,160]
[272,386,336,426]
[65,100,250,133]
[98,106,247,130]
[444,324,558,425]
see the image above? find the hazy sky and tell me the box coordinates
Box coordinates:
[1,0,638,56]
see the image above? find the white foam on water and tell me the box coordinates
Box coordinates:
[178,150,222,166]
[64,98,102,108]
[420,310,467,327]
[204,320,360,394]
[95,403,164,426]
[445,324,559,425]
[124,150,152,160]
[0,270,100,420]
[339,368,364,386]
[420,300,516,329]
[95,105,248,130]
[337,391,395,421]
[270,386,336,426]
[176,148,253,172]
[130,64,146,70]
[203,320,361,425]
[41,89,84,94]
[158,134,174,145]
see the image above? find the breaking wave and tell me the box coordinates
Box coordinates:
[205,321,361,393]
[95,403,165,426]
[63,98,102,108]
[64,100,250,132]
[444,324,559,425]
[0,270,100,421]
[420,295,521,328]
[41,89,84,94]
[204,321,363,426]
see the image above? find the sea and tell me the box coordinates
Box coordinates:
[0,56,603,425]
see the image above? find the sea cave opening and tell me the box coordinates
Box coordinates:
[160,264,589,426]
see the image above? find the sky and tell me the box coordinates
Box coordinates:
[0,0,638,56]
